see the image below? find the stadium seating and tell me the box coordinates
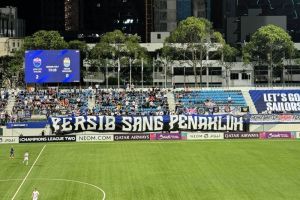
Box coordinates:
[93,89,169,116]
[174,90,247,114]
[12,89,92,118]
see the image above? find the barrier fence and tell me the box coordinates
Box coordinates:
[1,131,300,144]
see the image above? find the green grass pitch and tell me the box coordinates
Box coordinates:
[1,140,300,200]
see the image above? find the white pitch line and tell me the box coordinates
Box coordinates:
[1,178,105,200]
[11,145,46,200]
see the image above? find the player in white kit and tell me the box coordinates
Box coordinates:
[32,188,39,200]
[23,151,29,165]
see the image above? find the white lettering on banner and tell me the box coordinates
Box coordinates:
[105,116,115,130]
[122,117,132,131]
[51,117,61,132]
[50,115,245,133]
[169,115,178,129]
[142,116,153,131]
[86,116,97,130]
[198,117,207,130]
[263,92,300,112]
[74,116,85,131]
[154,116,164,130]
[76,135,113,142]
[0,137,19,143]
[62,117,72,132]
[187,133,224,140]
[132,117,142,132]
[187,116,197,130]
[178,115,187,129]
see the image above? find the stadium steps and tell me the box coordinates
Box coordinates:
[167,92,176,113]
[5,95,16,113]
[242,90,257,114]
[88,95,96,111]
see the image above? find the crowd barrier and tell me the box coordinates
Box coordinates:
[1,132,300,144]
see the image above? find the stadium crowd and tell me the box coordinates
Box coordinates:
[12,88,92,118]
[93,88,169,116]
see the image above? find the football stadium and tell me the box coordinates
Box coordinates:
[2,1,300,199]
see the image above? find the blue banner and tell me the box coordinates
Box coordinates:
[6,121,48,129]
[49,115,248,134]
[249,90,300,113]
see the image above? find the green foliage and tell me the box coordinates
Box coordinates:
[165,17,229,87]
[167,17,212,43]
[91,30,149,84]
[23,30,68,50]
[243,24,294,65]
[68,40,89,59]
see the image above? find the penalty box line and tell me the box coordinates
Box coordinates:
[11,145,47,200]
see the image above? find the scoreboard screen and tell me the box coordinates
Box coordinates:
[25,50,80,83]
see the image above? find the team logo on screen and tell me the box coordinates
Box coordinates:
[63,57,71,68]
[33,57,42,68]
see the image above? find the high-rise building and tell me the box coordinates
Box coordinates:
[0,6,25,37]
[226,0,300,43]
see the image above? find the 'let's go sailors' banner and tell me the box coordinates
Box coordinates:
[49,115,248,134]
[249,90,300,113]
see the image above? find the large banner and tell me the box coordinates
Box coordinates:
[49,115,247,134]
[249,90,300,113]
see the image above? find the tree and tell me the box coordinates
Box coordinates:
[23,30,68,50]
[91,30,147,88]
[165,17,223,87]
[243,24,295,86]
[215,32,238,87]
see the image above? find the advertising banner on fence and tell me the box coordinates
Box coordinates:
[156,133,181,140]
[224,132,260,139]
[260,132,293,139]
[249,90,300,113]
[187,132,224,140]
[295,132,300,139]
[49,114,247,134]
[250,114,300,124]
[76,135,113,142]
[114,134,150,141]
[19,135,76,143]
[0,136,19,144]
[6,121,48,129]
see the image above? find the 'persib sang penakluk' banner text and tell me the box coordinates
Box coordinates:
[49,115,247,133]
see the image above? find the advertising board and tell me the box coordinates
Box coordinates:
[156,133,181,140]
[187,132,224,140]
[260,132,293,139]
[114,134,150,141]
[0,136,19,144]
[76,135,113,142]
[224,132,259,139]
[19,135,76,143]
